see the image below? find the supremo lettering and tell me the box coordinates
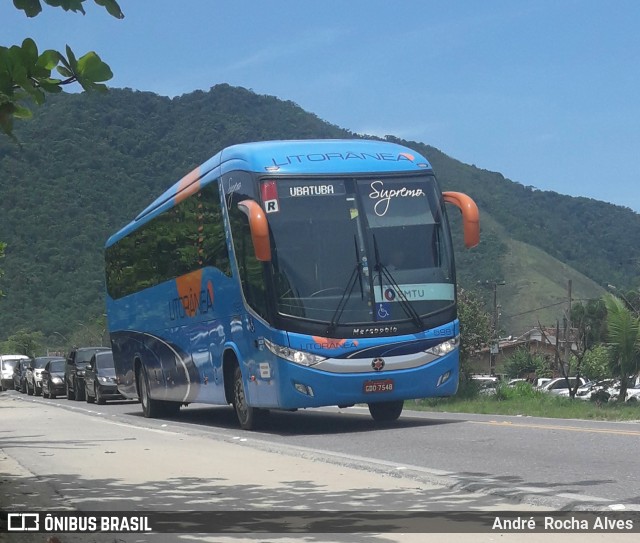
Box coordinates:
[169,288,214,320]
[289,185,335,197]
[369,180,425,216]
[271,152,415,167]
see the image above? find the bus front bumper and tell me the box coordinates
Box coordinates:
[271,350,459,409]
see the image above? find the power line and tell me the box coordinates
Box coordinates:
[502,298,594,320]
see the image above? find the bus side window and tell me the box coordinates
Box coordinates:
[227,193,270,322]
[106,180,231,300]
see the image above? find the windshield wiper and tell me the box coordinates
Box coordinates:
[326,236,364,335]
[372,234,424,330]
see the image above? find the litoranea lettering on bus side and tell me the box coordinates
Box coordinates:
[170,271,215,321]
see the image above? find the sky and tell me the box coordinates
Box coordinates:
[3,0,640,213]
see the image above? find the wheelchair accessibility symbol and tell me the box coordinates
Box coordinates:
[377,302,391,320]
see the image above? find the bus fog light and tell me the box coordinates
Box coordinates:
[437,371,451,387]
[294,382,314,397]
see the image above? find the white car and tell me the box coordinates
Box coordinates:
[471,375,500,395]
[539,376,587,395]
[572,379,617,401]
[0,354,31,391]
[626,387,640,402]
[608,383,640,403]
[533,377,552,388]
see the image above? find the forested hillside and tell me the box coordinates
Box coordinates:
[0,84,638,342]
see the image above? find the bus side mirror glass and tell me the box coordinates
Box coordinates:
[443,191,480,248]
[237,199,272,262]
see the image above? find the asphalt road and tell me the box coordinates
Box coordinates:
[4,389,640,510]
[2,389,640,543]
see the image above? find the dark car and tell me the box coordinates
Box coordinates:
[12,358,31,393]
[42,358,67,399]
[27,356,65,396]
[85,350,123,404]
[65,346,110,401]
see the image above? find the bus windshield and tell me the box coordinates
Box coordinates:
[264,175,454,329]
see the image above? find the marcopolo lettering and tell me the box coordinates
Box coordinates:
[270,151,416,167]
[352,326,399,336]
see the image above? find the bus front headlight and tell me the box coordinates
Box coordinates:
[426,335,460,357]
[264,339,326,367]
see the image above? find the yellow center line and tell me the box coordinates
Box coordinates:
[470,420,640,436]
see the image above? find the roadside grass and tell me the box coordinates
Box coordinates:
[410,382,640,422]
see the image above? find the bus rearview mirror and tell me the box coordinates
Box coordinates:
[443,191,480,248]
[237,200,272,262]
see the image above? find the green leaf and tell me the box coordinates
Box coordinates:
[21,38,39,66]
[13,0,43,18]
[43,0,86,14]
[12,104,33,119]
[36,49,62,71]
[0,74,13,96]
[65,45,78,69]
[93,0,124,19]
[0,99,16,136]
[76,51,113,83]
[37,78,63,93]
[56,66,74,78]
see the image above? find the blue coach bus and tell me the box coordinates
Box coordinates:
[105,139,479,429]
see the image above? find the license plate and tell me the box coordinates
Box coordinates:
[363,379,394,393]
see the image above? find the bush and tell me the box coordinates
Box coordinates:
[590,389,611,404]
[494,381,540,401]
[455,378,484,399]
[502,347,552,380]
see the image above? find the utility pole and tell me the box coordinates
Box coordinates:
[564,279,572,364]
[479,280,505,375]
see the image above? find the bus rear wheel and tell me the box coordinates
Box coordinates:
[139,366,164,418]
[138,365,180,418]
[233,366,258,430]
[368,400,404,423]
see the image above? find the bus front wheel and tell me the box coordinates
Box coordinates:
[233,366,258,430]
[368,400,404,423]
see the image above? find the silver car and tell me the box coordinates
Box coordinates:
[539,376,587,395]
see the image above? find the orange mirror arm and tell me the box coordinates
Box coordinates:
[443,191,480,248]
[238,200,272,261]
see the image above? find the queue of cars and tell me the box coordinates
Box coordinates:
[561,378,640,403]
[470,373,640,403]
[537,376,640,403]
[1,347,125,405]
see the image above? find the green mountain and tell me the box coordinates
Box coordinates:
[0,84,638,343]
